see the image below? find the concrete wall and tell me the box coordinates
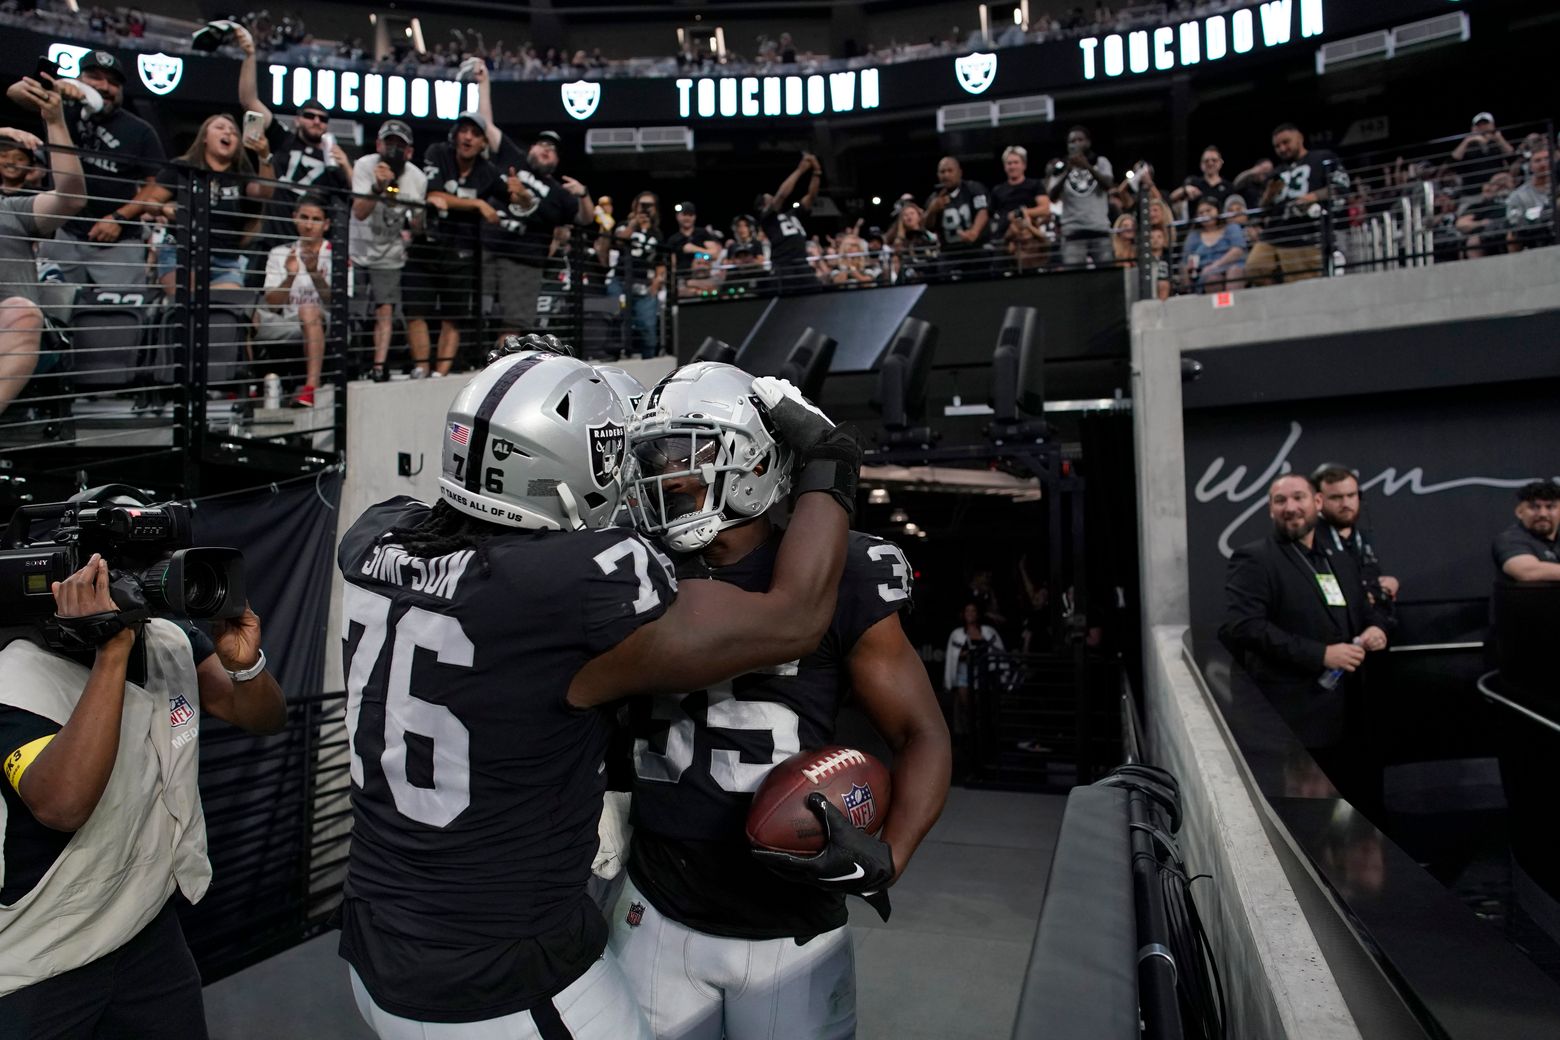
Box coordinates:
[1146,626,1361,1040]
[1131,246,1560,633]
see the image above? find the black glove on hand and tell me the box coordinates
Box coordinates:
[795,425,862,520]
[752,376,833,454]
[752,792,895,922]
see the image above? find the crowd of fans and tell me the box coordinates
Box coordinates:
[0,16,1554,418]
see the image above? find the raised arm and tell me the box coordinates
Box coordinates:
[570,412,862,706]
[234,25,273,127]
[769,155,812,212]
[196,606,287,734]
[14,557,133,831]
[5,79,84,235]
[798,154,822,211]
[472,60,503,154]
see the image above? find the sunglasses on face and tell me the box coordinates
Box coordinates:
[298,111,328,123]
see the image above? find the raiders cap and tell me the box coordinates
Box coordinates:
[535,130,562,147]
[79,50,125,84]
[378,119,414,143]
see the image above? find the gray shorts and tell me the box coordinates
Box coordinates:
[482,256,543,331]
[37,232,150,292]
[353,265,402,308]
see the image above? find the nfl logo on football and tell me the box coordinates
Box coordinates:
[843,783,876,829]
[626,901,645,927]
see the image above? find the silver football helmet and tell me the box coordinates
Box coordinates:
[439,351,628,531]
[623,362,793,553]
[595,364,647,416]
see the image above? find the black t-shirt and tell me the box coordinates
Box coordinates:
[990,177,1045,235]
[611,224,663,289]
[760,206,810,265]
[336,498,675,1021]
[0,626,214,906]
[483,136,581,267]
[154,164,261,261]
[925,180,990,250]
[1182,176,1234,212]
[416,143,504,265]
[1492,522,1559,575]
[1459,140,1509,189]
[66,103,166,227]
[664,224,722,275]
[626,531,910,939]
[260,123,350,239]
[1264,150,1349,242]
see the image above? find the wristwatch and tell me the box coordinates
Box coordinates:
[226,648,266,682]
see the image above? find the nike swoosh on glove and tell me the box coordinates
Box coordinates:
[752,792,895,921]
[592,791,632,880]
[752,376,834,454]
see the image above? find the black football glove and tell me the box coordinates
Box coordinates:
[752,792,895,921]
[752,376,833,453]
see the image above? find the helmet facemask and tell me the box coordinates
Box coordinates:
[626,413,786,553]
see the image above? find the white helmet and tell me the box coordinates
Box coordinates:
[439,351,628,531]
[595,364,647,415]
[624,362,793,553]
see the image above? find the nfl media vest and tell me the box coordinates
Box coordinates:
[0,621,210,995]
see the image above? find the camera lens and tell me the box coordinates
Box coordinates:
[181,558,226,617]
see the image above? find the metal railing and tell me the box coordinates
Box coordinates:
[1154,120,1557,299]
[0,146,679,491]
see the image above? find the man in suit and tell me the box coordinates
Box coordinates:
[1220,474,1388,796]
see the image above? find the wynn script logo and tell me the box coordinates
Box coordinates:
[1194,422,1553,557]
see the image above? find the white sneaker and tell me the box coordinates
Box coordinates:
[409,367,427,380]
[429,371,445,379]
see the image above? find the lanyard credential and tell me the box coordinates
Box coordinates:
[1291,543,1347,608]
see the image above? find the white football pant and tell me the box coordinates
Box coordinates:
[608,876,856,1040]
[349,950,653,1040]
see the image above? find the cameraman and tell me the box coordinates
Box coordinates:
[0,555,286,1035]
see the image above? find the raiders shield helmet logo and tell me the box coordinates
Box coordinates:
[588,419,625,488]
[491,438,515,461]
[137,52,185,96]
[560,80,602,121]
[954,52,997,95]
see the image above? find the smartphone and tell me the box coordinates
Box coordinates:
[242,110,266,142]
[36,57,57,82]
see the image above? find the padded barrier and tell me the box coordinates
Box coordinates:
[1011,784,1138,1040]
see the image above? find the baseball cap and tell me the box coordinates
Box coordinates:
[378,119,414,143]
[535,130,561,148]
[1471,111,1495,127]
[79,50,125,84]
[295,98,329,116]
[676,200,697,214]
[454,111,489,134]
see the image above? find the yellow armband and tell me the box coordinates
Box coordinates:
[4,735,54,792]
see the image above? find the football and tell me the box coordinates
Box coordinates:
[746,746,892,855]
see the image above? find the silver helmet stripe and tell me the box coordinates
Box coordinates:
[465,353,551,494]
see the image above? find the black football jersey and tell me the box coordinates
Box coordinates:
[626,530,912,939]
[337,497,676,1020]
[760,207,810,263]
[926,180,990,249]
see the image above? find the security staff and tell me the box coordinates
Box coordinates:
[1493,480,1560,582]
[0,555,286,1036]
[1220,474,1388,799]
[1313,463,1400,608]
